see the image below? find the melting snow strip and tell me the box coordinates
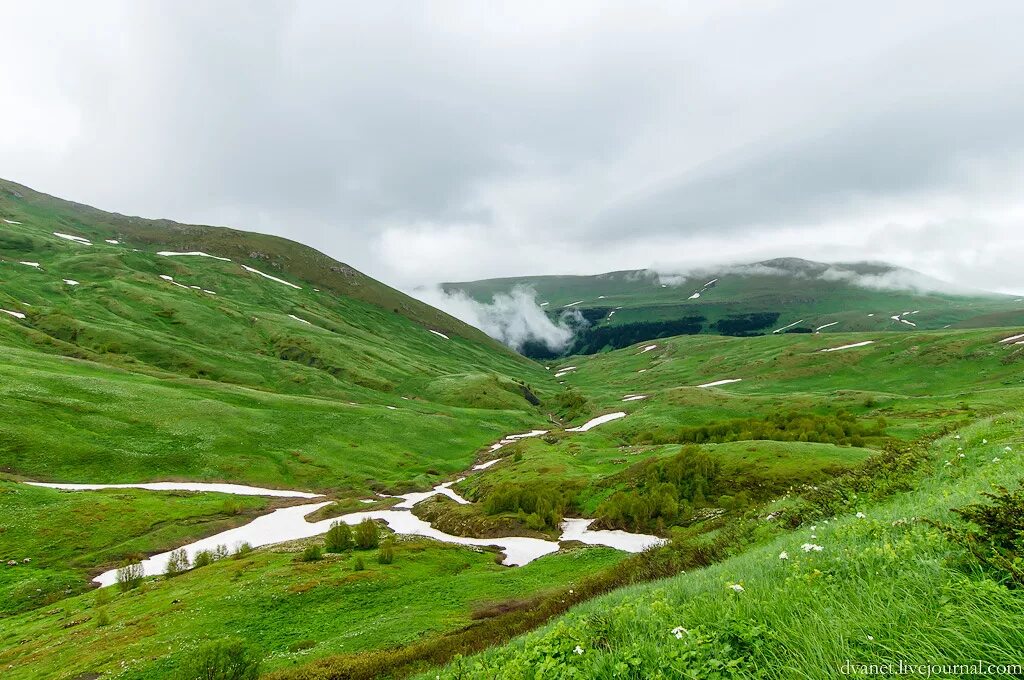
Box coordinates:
[53,232,92,245]
[25,481,321,498]
[622,395,648,401]
[566,412,627,432]
[158,251,231,261]
[539,302,549,306]
[3,219,22,225]
[638,344,658,354]
[1,309,26,319]
[998,333,1024,344]
[814,322,838,332]
[288,314,312,325]
[773,319,804,334]
[563,300,584,307]
[697,378,742,388]
[688,292,700,299]
[471,458,503,471]
[429,329,450,339]
[241,264,302,289]
[159,274,190,289]
[63,279,79,286]
[820,340,875,353]
[19,261,40,268]
[105,239,119,244]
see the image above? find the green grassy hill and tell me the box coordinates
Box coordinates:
[4,177,1024,680]
[446,258,1024,356]
[0,178,558,494]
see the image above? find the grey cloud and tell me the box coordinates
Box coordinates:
[3,1,1024,292]
[410,285,577,352]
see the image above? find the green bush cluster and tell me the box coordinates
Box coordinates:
[950,481,1024,586]
[483,481,578,530]
[633,410,885,447]
[597,446,721,532]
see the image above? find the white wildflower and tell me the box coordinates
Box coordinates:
[958,453,965,458]
[779,551,789,560]
[983,439,988,444]
[992,457,1001,463]
[573,645,583,655]
[856,512,866,518]
[671,626,689,639]
[867,635,874,641]
[729,583,745,593]
[802,543,824,552]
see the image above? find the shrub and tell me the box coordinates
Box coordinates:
[288,639,316,653]
[193,550,215,568]
[213,544,229,560]
[354,519,379,549]
[300,544,323,562]
[629,409,885,447]
[176,638,261,680]
[596,446,720,532]
[483,481,578,529]
[378,538,395,565]
[95,587,113,607]
[950,481,1024,586]
[232,543,253,559]
[166,549,190,577]
[116,562,144,592]
[96,608,110,627]
[325,521,354,552]
[353,556,366,571]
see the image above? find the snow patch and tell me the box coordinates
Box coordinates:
[820,340,875,353]
[773,319,804,334]
[697,378,742,388]
[19,261,40,268]
[429,329,450,339]
[63,279,80,286]
[1,309,26,319]
[25,481,321,498]
[3,219,22,225]
[566,412,627,432]
[288,314,312,325]
[997,333,1024,344]
[105,239,120,245]
[159,274,190,289]
[158,251,231,261]
[53,232,92,245]
[563,300,584,308]
[622,395,648,402]
[559,518,665,552]
[241,264,302,289]
[814,321,838,332]
[638,344,658,354]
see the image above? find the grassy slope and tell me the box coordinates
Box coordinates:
[446,261,1024,340]
[0,182,558,492]
[420,414,1024,679]
[545,328,1024,435]
[1,177,504,344]
[0,482,275,614]
[0,537,624,679]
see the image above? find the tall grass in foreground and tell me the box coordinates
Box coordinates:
[416,414,1024,679]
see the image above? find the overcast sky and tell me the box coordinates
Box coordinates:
[3,1,1024,293]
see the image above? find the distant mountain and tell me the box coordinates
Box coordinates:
[445,258,1024,357]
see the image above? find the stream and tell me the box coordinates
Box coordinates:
[28,414,665,586]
